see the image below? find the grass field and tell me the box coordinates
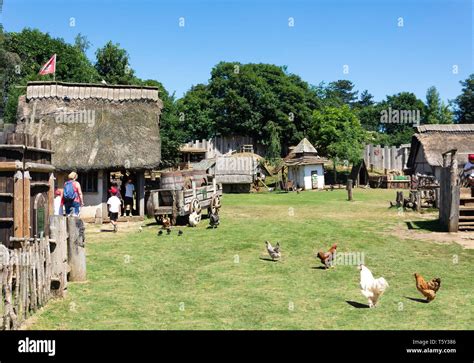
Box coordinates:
[28,189,474,330]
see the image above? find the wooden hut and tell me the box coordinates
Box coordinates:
[284,138,327,190]
[350,159,370,187]
[406,124,474,181]
[15,81,163,221]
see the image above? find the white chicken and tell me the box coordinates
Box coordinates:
[265,241,281,260]
[188,212,200,227]
[359,264,389,308]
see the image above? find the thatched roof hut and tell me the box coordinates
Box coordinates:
[284,138,328,166]
[16,81,163,171]
[14,81,163,221]
[284,138,327,190]
[407,124,474,178]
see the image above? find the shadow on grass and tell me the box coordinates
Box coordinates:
[405,296,429,303]
[100,229,116,233]
[311,266,327,270]
[259,257,278,262]
[405,220,444,232]
[346,300,370,309]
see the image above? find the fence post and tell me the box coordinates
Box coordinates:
[67,216,86,282]
[49,215,68,297]
[347,179,353,201]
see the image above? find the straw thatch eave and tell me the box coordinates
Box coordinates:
[16,93,162,172]
[407,131,474,168]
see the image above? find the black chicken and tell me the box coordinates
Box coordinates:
[209,213,220,228]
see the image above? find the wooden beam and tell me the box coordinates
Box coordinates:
[23,171,31,238]
[25,162,55,173]
[0,161,23,172]
[48,173,55,217]
[13,171,24,238]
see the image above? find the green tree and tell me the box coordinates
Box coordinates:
[424,86,453,124]
[74,33,91,54]
[2,28,99,122]
[455,74,474,124]
[95,41,136,85]
[377,92,425,145]
[309,105,366,181]
[324,80,359,107]
[264,121,282,163]
[140,79,186,167]
[176,84,214,140]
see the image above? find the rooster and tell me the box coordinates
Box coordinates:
[414,273,441,302]
[188,211,200,227]
[265,241,281,260]
[162,216,171,229]
[209,213,220,228]
[316,243,337,269]
[359,265,389,308]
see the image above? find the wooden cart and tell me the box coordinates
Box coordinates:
[146,178,222,225]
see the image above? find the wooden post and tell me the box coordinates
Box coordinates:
[49,215,68,297]
[347,179,353,201]
[66,216,86,281]
[23,171,31,238]
[48,172,55,217]
[13,171,24,239]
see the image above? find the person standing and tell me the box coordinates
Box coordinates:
[54,189,64,215]
[107,188,122,232]
[62,172,83,216]
[124,179,135,216]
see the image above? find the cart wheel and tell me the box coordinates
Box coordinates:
[154,215,160,224]
[208,195,221,215]
[190,198,202,224]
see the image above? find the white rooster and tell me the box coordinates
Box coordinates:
[188,211,200,227]
[265,241,281,261]
[359,264,389,308]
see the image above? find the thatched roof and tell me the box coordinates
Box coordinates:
[16,82,163,171]
[407,124,474,168]
[284,138,327,166]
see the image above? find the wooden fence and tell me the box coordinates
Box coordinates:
[0,215,86,330]
[0,235,51,330]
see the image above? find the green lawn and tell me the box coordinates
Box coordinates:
[29,189,474,330]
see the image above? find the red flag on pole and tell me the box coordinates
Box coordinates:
[39,54,56,75]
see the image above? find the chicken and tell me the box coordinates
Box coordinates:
[414,273,441,302]
[188,212,199,227]
[316,243,337,269]
[359,264,389,308]
[178,230,183,236]
[209,213,220,228]
[166,228,171,235]
[265,241,281,260]
[162,216,171,229]
[158,230,163,236]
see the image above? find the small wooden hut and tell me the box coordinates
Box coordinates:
[15,81,163,221]
[349,159,370,187]
[284,138,327,190]
[407,124,474,181]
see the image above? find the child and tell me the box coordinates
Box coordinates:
[107,187,122,232]
[54,189,63,215]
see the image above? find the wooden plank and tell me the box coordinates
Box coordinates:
[24,162,55,173]
[23,172,31,238]
[13,171,24,239]
[0,161,23,171]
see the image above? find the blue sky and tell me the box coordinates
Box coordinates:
[1,0,473,102]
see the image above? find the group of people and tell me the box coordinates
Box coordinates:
[53,172,136,229]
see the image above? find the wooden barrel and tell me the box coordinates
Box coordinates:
[182,170,208,188]
[160,171,184,190]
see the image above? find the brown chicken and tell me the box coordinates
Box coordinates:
[414,273,441,302]
[162,216,171,229]
[317,243,337,269]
